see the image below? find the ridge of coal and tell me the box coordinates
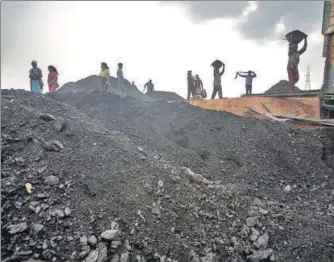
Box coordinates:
[265,80,301,94]
[57,75,184,102]
[1,88,334,262]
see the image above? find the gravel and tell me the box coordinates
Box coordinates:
[265,80,301,94]
[1,87,334,262]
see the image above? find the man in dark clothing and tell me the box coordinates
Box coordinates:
[194,74,204,95]
[143,79,154,94]
[211,63,225,99]
[131,81,138,90]
[235,71,257,95]
[187,70,195,100]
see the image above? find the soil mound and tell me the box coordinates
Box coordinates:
[2,89,334,262]
[265,80,301,94]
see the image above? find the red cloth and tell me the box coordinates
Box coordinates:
[287,68,299,86]
[48,72,59,93]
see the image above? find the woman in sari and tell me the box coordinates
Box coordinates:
[47,65,59,93]
[99,62,110,93]
[29,60,43,93]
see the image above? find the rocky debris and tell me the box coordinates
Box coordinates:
[101,229,120,241]
[44,175,60,185]
[120,252,129,262]
[257,232,269,248]
[42,140,64,152]
[31,223,44,234]
[88,236,98,246]
[181,167,210,185]
[137,210,147,224]
[39,113,56,122]
[23,259,47,262]
[53,209,65,218]
[258,207,268,215]
[188,249,200,262]
[85,250,99,262]
[53,118,66,132]
[97,242,108,262]
[110,254,120,262]
[64,207,71,216]
[246,248,273,262]
[328,203,334,214]
[2,89,334,262]
[80,235,88,246]
[283,185,292,193]
[151,202,162,218]
[7,222,28,234]
[246,217,259,228]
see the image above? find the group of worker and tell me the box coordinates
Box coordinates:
[99,60,257,101]
[187,71,205,100]
[99,62,155,97]
[28,59,256,100]
[29,60,59,94]
[187,62,257,101]
[99,62,127,98]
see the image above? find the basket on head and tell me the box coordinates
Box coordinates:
[211,60,223,69]
[285,30,307,44]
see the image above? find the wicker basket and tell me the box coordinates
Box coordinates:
[285,30,307,44]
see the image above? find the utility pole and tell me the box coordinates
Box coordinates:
[304,66,311,91]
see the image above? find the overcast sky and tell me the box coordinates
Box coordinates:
[1,1,325,98]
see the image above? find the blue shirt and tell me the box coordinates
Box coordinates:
[245,75,254,85]
[117,69,124,81]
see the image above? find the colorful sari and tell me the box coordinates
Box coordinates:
[29,68,43,93]
[48,72,59,93]
[287,68,299,86]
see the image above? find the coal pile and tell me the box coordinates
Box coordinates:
[57,76,185,102]
[146,91,185,102]
[265,80,301,94]
[2,88,334,262]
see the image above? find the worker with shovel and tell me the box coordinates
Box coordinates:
[235,71,257,95]
[143,79,154,94]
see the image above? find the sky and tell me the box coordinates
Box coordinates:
[1,1,325,98]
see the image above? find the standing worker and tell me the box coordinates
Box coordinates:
[194,74,203,95]
[143,79,154,94]
[117,63,125,98]
[132,81,138,90]
[285,30,308,87]
[187,70,195,101]
[235,71,257,95]
[29,60,44,93]
[211,63,225,99]
[194,74,206,99]
[47,65,59,93]
[99,62,110,93]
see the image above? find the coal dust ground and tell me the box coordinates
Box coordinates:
[1,77,334,262]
